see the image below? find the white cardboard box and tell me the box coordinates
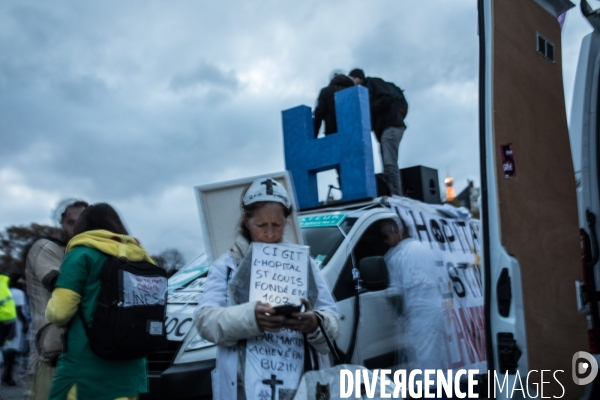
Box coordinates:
[194,171,304,262]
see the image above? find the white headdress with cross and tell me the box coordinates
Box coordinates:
[243,178,291,209]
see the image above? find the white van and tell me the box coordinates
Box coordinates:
[149,1,600,398]
[156,196,484,399]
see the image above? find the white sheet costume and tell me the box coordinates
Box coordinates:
[384,238,448,372]
[195,237,340,400]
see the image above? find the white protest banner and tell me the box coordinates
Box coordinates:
[165,305,195,341]
[121,271,167,308]
[168,290,202,305]
[388,200,486,371]
[166,277,206,340]
[245,242,310,400]
[168,277,206,304]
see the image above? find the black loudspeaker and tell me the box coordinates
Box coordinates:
[376,165,441,204]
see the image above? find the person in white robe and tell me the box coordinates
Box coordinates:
[380,218,448,374]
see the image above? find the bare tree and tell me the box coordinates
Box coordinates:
[0,223,60,275]
[151,248,185,276]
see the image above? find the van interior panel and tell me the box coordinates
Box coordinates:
[492,0,587,396]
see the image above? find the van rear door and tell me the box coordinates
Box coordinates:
[479,0,587,397]
[571,0,600,393]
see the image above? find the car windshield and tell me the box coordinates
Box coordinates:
[301,218,357,267]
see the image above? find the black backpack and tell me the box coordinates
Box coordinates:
[79,256,168,360]
[387,82,409,119]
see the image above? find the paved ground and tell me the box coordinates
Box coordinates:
[0,356,28,400]
[0,382,26,400]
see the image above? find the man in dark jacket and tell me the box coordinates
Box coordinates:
[349,68,406,196]
[313,72,355,138]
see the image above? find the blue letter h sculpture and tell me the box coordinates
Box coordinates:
[282,85,377,210]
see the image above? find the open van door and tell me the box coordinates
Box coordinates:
[571,0,600,396]
[479,0,588,398]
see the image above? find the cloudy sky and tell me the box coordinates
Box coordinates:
[0,0,595,262]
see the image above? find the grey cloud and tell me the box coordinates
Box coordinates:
[170,62,240,92]
[349,6,478,93]
[59,75,110,104]
[0,0,586,260]
[0,4,107,95]
[9,6,63,48]
[0,88,286,202]
[0,1,480,210]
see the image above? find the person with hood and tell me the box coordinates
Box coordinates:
[24,198,88,400]
[45,203,150,400]
[194,178,340,400]
[313,71,355,138]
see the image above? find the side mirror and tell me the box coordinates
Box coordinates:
[358,256,389,291]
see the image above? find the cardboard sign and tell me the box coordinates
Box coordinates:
[194,172,303,262]
[245,242,309,400]
[121,271,167,308]
[249,243,310,306]
[389,199,486,371]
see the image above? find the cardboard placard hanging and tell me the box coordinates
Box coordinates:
[245,242,310,400]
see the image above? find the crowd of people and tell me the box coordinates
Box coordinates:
[0,200,89,396]
[0,71,448,400]
[0,200,164,399]
[0,180,344,400]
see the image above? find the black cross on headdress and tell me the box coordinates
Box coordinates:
[261,179,278,195]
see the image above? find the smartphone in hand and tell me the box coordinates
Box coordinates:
[273,304,302,318]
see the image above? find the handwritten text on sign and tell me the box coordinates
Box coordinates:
[246,243,309,400]
[250,243,309,306]
[122,271,167,307]
[389,200,485,371]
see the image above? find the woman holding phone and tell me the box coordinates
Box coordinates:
[194,178,340,400]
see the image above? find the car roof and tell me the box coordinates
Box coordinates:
[298,196,468,221]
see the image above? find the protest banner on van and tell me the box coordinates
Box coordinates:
[388,199,486,371]
[165,255,209,341]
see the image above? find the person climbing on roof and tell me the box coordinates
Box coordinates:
[313,71,355,138]
[349,68,408,196]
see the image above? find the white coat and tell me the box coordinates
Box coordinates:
[384,238,449,371]
[195,244,340,400]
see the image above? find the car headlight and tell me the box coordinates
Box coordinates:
[184,333,214,352]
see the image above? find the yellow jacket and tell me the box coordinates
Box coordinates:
[46,230,155,326]
[66,230,155,264]
[0,275,16,322]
